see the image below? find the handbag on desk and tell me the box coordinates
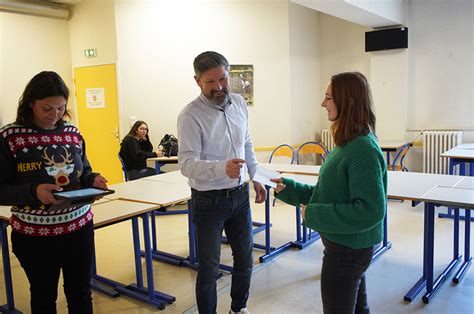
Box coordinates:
[159,134,178,157]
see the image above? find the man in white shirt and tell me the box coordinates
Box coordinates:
[178,51,266,314]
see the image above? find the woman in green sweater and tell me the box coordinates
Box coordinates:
[272,72,387,314]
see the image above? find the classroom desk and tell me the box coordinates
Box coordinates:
[0,206,19,314]
[91,200,175,309]
[439,147,474,221]
[0,200,176,312]
[278,174,321,250]
[455,143,474,149]
[378,141,407,166]
[417,185,473,303]
[147,156,178,174]
[259,162,320,176]
[386,171,472,303]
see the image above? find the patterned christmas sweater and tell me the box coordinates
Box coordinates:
[0,121,99,236]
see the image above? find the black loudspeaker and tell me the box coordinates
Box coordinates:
[365,27,408,52]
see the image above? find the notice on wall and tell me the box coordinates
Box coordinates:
[86,88,105,109]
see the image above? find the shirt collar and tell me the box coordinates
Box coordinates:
[199,93,230,112]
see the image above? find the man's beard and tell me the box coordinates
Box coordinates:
[207,89,229,107]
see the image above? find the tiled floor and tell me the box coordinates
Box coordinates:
[1,200,473,313]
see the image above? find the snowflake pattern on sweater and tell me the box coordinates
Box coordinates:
[0,122,98,237]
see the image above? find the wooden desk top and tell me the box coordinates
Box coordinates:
[109,179,191,207]
[1,201,158,228]
[260,163,320,176]
[441,148,474,159]
[141,171,188,184]
[147,156,178,162]
[378,141,407,150]
[0,206,10,222]
[92,199,158,228]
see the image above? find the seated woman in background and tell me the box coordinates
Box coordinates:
[119,120,162,180]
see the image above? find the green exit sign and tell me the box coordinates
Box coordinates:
[84,48,97,58]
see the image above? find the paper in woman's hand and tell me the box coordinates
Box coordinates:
[253,166,280,188]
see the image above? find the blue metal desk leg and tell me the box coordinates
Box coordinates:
[154,161,161,175]
[404,202,429,302]
[259,186,293,263]
[453,208,472,283]
[372,205,392,262]
[422,204,462,304]
[0,221,22,314]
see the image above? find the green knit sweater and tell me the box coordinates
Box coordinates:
[276,132,387,249]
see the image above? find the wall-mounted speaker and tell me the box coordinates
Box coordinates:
[365,27,408,52]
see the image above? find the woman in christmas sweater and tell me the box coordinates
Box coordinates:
[0,71,108,313]
[272,72,387,314]
[119,120,163,180]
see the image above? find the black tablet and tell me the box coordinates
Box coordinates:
[53,188,114,200]
[48,188,115,211]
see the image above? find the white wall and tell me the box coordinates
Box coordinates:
[114,0,292,147]
[69,1,118,68]
[407,0,473,133]
[289,3,322,145]
[0,12,72,125]
[317,13,371,129]
[68,0,118,124]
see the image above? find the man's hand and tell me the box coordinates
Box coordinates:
[253,181,267,204]
[226,158,245,179]
[36,184,63,205]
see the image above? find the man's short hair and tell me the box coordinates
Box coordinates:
[193,51,230,77]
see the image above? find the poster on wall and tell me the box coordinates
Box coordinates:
[229,65,253,106]
[86,88,105,109]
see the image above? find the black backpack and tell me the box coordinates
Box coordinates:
[159,134,178,157]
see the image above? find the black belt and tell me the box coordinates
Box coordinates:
[192,182,248,198]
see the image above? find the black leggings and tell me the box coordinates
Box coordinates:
[320,237,374,314]
[12,221,94,314]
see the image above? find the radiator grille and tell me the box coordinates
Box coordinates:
[423,131,463,174]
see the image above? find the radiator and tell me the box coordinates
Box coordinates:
[423,131,463,174]
[321,129,335,152]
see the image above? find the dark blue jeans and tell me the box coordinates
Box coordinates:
[11,221,94,314]
[191,183,253,314]
[320,236,374,314]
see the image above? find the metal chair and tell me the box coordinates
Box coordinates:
[387,142,411,171]
[269,144,295,206]
[118,153,129,181]
[296,141,328,165]
[269,144,295,164]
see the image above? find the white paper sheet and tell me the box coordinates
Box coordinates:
[253,165,280,188]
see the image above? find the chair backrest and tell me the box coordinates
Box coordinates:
[390,142,412,171]
[118,153,129,181]
[296,141,328,165]
[269,144,295,164]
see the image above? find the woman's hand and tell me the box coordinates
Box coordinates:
[156,150,164,157]
[92,175,108,201]
[36,184,63,205]
[93,175,108,189]
[300,204,306,220]
[270,178,286,193]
